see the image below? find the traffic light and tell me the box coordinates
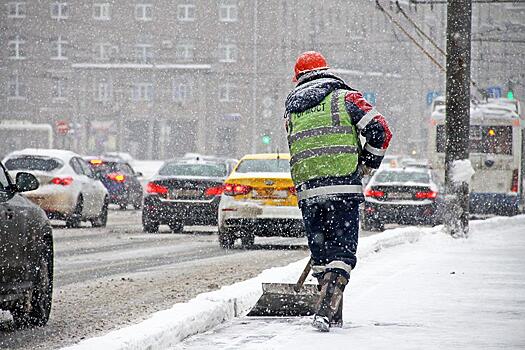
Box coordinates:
[262,134,271,145]
[506,81,515,100]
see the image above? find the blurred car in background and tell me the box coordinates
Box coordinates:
[362,167,442,231]
[102,151,134,164]
[3,149,109,228]
[218,153,303,248]
[142,156,237,233]
[400,158,431,170]
[380,155,402,169]
[0,161,54,328]
[84,156,143,210]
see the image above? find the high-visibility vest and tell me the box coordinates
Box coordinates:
[287,89,360,186]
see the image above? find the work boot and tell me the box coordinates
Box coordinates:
[330,294,343,328]
[312,271,348,332]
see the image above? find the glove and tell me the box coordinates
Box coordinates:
[359,165,375,177]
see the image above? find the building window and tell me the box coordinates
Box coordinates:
[50,2,68,19]
[95,81,112,102]
[177,3,195,21]
[172,81,191,103]
[52,77,67,100]
[93,3,110,20]
[219,82,236,102]
[135,3,152,21]
[135,44,153,63]
[7,2,26,18]
[51,36,67,60]
[218,43,237,63]
[94,42,116,61]
[7,74,26,99]
[175,42,194,62]
[219,1,237,22]
[8,36,26,60]
[132,83,153,102]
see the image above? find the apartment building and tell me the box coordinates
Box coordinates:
[1,1,523,159]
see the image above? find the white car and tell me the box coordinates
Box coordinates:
[3,149,109,228]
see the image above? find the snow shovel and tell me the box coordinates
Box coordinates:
[247,258,320,317]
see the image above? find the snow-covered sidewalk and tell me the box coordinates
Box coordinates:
[174,217,525,349]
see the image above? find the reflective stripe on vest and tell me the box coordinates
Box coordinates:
[297,185,363,201]
[287,89,360,185]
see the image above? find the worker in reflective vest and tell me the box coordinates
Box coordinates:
[285,51,392,331]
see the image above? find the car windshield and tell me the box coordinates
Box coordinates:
[374,171,429,184]
[158,162,227,177]
[5,156,63,172]
[235,159,291,173]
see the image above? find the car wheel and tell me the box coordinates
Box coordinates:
[169,221,184,233]
[65,196,83,228]
[240,231,255,248]
[218,228,235,249]
[91,197,109,228]
[142,213,159,233]
[12,232,53,328]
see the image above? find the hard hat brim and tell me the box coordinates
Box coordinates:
[292,66,330,82]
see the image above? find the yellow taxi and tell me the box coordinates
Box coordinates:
[218,153,304,248]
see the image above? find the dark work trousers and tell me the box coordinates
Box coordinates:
[299,197,360,279]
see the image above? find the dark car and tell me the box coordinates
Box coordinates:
[362,167,442,231]
[0,162,53,328]
[142,157,237,233]
[84,157,143,210]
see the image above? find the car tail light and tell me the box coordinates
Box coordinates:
[223,183,252,196]
[50,177,73,186]
[89,159,104,166]
[415,191,438,199]
[364,189,384,198]
[146,182,168,196]
[511,169,519,192]
[205,185,223,196]
[288,186,297,195]
[107,172,126,183]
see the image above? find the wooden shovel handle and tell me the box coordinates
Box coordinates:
[294,258,313,292]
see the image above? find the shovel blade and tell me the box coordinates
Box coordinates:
[247,283,320,317]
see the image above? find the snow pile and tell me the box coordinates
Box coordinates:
[61,216,523,350]
[450,159,475,184]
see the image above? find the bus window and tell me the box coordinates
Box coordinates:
[481,126,512,155]
[435,125,513,155]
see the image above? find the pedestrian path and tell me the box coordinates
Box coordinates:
[174,219,525,349]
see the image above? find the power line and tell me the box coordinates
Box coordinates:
[375,0,446,72]
[395,1,446,57]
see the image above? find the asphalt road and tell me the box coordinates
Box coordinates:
[0,208,376,350]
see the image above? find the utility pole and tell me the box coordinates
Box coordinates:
[444,0,472,238]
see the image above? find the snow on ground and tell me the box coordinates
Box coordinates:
[175,216,525,349]
[61,216,525,350]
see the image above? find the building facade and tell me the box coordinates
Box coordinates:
[1,1,523,159]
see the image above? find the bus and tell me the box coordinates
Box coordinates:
[428,96,524,215]
[0,121,54,158]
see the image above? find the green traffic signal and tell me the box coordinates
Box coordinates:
[507,90,514,100]
[262,135,271,145]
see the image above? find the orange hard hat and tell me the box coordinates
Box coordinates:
[293,51,329,82]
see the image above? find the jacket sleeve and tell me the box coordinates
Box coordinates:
[344,91,392,169]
